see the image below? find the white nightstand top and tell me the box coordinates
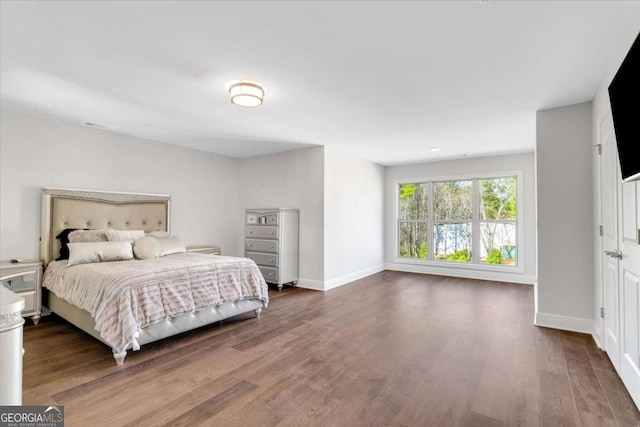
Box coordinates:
[0,260,42,269]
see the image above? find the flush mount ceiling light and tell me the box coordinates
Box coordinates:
[227,80,265,107]
[429,147,441,152]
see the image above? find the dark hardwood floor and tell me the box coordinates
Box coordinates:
[22,271,640,426]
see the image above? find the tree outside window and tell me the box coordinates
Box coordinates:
[398,183,428,259]
[433,181,472,263]
[397,175,518,267]
[479,177,517,265]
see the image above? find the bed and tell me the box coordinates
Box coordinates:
[40,187,268,365]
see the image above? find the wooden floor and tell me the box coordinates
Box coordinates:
[22,271,640,426]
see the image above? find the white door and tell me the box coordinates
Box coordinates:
[600,114,621,374]
[619,176,640,408]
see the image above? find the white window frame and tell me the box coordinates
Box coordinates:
[394,170,524,274]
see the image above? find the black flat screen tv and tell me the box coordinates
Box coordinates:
[608,32,640,182]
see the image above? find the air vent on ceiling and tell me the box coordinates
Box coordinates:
[82,121,109,129]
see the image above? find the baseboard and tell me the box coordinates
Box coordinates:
[384,262,536,285]
[323,264,385,291]
[592,319,603,349]
[534,311,594,335]
[295,265,385,292]
[295,278,325,291]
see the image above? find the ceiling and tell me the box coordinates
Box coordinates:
[1,1,639,165]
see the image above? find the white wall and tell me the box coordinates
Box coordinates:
[0,109,241,260]
[384,152,536,284]
[535,102,593,333]
[0,112,378,292]
[323,146,384,289]
[238,147,325,288]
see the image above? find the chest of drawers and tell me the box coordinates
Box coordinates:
[245,208,299,291]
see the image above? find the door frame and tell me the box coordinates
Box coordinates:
[598,112,622,374]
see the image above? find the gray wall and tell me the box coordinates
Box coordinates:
[536,102,593,325]
[0,109,242,260]
[238,147,325,287]
[0,110,374,290]
[239,146,385,290]
[324,146,384,288]
[1,108,544,295]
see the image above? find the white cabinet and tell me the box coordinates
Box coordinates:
[245,209,299,291]
[0,261,43,325]
[0,286,25,405]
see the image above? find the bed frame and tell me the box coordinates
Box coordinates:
[40,187,264,365]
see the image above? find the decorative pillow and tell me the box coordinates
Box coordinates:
[133,236,162,260]
[156,235,187,256]
[55,228,86,261]
[105,229,145,242]
[145,231,170,238]
[67,241,134,266]
[68,229,109,243]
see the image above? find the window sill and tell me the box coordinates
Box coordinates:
[393,257,525,275]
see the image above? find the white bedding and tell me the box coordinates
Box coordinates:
[43,252,269,352]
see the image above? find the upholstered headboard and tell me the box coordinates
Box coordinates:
[40,188,171,265]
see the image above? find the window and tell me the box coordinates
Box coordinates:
[397,174,519,268]
[398,183,428,259]
[478,177,517,266]
[433,180,472,263]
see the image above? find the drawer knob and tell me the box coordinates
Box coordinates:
[248,244,253,247]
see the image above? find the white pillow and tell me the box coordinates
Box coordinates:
[68,229,108,243]
[146,231,170,238]
[133,236,162,260]
[106,229,145,242]
[68,241,134,266]
[156,235,187,256]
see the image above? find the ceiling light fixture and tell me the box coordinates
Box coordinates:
[227,80,265,107]
[429,147,441,152]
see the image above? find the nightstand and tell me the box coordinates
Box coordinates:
[0,261,43,325]
[187,245,221,255]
